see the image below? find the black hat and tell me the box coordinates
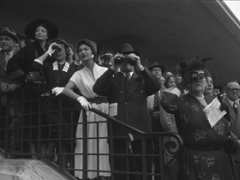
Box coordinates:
[148,61,165,72]
[24,19,58,40]
[119,43,138,55]
[180,57,212,85]
[0,27,19,42]
[76,39,97,56]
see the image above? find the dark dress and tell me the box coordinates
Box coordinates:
[162,93,237,180]
[32,60,79,169]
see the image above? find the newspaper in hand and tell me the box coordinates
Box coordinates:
[203,97,227,127]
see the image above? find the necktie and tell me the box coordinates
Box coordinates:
[233,101,239,114]
[153,92,160,110]
[126,72,131,80]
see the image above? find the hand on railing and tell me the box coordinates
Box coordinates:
[52,87,64,96]
[77,96,92,110]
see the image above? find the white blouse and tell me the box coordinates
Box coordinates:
[70,63,107,98]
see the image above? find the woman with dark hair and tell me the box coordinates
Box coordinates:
[33,38,79,169]
[8,18,58,83]
[53,39,111,180]
[6,19,59,156]
[162,60,238,180]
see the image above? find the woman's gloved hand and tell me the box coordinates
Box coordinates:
[77,96,92,111]
[51,87,64,96]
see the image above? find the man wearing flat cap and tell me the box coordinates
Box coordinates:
[93,43,160,180]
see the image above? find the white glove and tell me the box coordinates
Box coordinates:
[52,87,64,96]
[77,96,91,110]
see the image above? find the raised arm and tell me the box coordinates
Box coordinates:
[140,68,160,96]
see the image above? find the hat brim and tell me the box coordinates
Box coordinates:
[24,19,58,40]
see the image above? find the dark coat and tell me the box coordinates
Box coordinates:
[7,41,45,77]
[93,68,160,133]
[32,60,78,90]
[222,96,240,138]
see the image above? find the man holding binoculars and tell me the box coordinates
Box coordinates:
[94,43,160,180]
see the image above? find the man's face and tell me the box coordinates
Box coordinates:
[120,62,134,73]
[226,87,240,101]
[52,43,66,61]
[0,35,16,51]
[151,67,162,79]
[190,70,207,93]
[175,74,183,85]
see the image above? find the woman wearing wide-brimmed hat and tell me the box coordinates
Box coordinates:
[8,19,59,156]
[161,59,238,180]
[9,18,58,82]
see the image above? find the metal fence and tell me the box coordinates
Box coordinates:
[0,85,182,180]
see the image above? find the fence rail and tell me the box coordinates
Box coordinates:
[0,85,182,180]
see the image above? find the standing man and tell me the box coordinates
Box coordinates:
[222,81,240,137]
[147,62,165,132]
[0,27,22,152]
[93,43,160,180]
[222,81,240,178]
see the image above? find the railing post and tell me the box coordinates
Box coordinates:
[142,136,147,180]
[82,109,88,180]
[159,136,165,180]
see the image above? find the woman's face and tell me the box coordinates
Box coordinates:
[205,76,214,94]
[0,35,16,51]
[77,44,94,62]
[190,70,207,94]
[52,43,66,61]
[166,76,176,89]
[35,26,48,41]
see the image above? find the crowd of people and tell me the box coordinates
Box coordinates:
[1,18,240,180]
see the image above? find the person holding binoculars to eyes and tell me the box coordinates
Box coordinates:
[93,43,160,180]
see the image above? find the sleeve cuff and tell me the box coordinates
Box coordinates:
[34,58,43,65]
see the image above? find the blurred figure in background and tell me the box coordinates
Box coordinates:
[222,81,240,178]
[164,74,181,97]
[147,61,165,132]
[0,27,23,152]
[147,64,179,180]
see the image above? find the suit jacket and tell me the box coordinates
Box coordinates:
[93,68,160,133]
[222,97,240,138]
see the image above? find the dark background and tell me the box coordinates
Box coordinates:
[1,0,240,84]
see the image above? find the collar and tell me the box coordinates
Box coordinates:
[227,97,239,107]
[53,61,70,72]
